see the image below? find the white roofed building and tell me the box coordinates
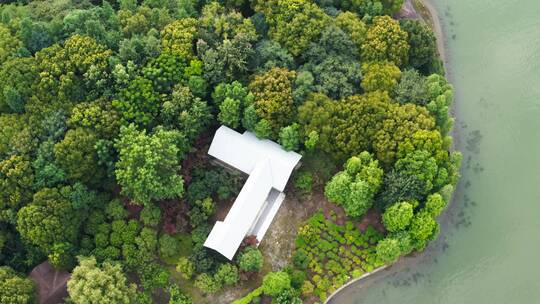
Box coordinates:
[203,125,302,260]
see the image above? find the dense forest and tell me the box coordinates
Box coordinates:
[0,0,460,303]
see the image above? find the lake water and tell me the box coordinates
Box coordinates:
[331,0,540,303]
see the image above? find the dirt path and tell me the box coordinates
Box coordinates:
[421,0,447,65]
[395,0,446,70]
[210,190,323,304]
[395,0,421,19]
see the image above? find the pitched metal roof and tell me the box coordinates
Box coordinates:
[204,126,301,260]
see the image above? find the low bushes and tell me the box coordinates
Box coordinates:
[292,211,384,301]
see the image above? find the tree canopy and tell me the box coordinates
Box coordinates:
[0,0,458,302]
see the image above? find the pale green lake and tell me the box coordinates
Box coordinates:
[331,0,540,303]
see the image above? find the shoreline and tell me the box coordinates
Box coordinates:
[324,1,461,302]
[413,0,447,71]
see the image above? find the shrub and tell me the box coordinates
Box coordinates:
[189,245,218,274]
[176,257,195,280]
[274,288,302,304]
[238,247,263,272]
[294,171,314,195]
[376,238,401,264]
[105,199,128,220]
[194,273,222,294]
[140,204,161,227]
[214,263,239,286]
[301,280,314,296]
[262,271,291,297]
[159,234,181,260]
[168,284,192,304]
[292,249,310,270]
[188,197,215,228]
[137,263,170,291]
[289,269,307,289]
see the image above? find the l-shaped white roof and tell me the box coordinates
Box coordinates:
[207,125,302,192]
[204,126,302,260]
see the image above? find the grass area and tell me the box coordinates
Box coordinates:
[161,233,193,266]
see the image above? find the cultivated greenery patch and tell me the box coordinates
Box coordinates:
[294,212,384,302]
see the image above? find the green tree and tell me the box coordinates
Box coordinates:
[335,12,367,51]
[140,204,161,227]
[297,93,337,155]
[425,193,447,217]
[376,237,401,264]
[0,57,37,113]
[392,69,430,105]
[362,16,409,67]
[197,3,257,85]
[394,150,438,194]
[159,234,180,260]
[0,114,34,159]
[381,0,405,15]
[337,0,384,17]
[113,76,160,128]
[332,91,392,160]
[373,103,436,166]
[409,211,438,250]
[301,25,361,100]
[0,155,34,224]
[382,201,414,232]
[176,257,195,280]
[249,67,296,136]
[198,2,257,47]
[34,35,112,103]
[68,99,121,140]
[0,266,35,304]
[254,119,273,139]
[188,197,215,228]
[278,123,301,151]
[48,242,76,269]
[361,61,401,92]
[256,0,330,56]
[161,18,198,59]
[218,97,242,129]
[262,271,291,297]
[0,25,23,65]
[251,40,296,72]
[160,85,212,142]
[68,256,136,304]
[16,187,82,254]
[425,74,455,135]
[114,124,185,205]
[396,129,449,163]
[325,152,384,218]
[238,247,263,272]
[54,128,105,186]
[375,170,425,211]
[400,20,437,70]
